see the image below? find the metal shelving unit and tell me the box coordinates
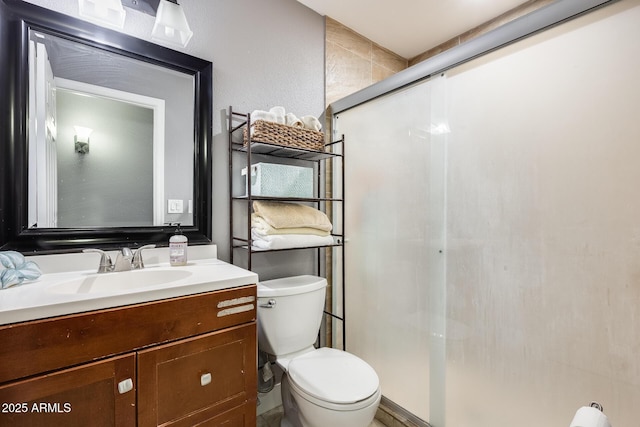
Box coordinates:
[228,106,346,348]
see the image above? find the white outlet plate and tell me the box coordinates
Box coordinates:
[168,199,183,213]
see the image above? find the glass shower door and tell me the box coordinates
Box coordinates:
[334,75,447,424]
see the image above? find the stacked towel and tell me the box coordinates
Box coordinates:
[251,230,334,250]
[251,201,334,250]
[253,201,332,231]
[252,214,329,237]
[250,107,322,132]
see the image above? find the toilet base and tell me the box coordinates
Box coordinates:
[281,373,303,427]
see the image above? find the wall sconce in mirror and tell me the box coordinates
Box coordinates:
[77,0,193,48]
[74,126,93,154]
[78,0,126,29]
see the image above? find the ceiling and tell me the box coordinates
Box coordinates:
[295,0,528,59]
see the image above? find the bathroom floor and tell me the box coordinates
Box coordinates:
[257,405,387,427]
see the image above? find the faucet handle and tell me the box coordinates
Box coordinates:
[132,244,156,269]
[83,248,113,273]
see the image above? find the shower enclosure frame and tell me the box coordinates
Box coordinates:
[329,0,618,425]
[330,0,616,117]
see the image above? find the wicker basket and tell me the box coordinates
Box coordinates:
[243,120,324,152]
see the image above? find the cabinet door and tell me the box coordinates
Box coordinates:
[0,353,136,427]
[137,323,257,427]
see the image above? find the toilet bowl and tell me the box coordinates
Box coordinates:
[281,347,381,427]
[257,275,381,427]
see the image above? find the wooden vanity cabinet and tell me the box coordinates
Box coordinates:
[0,285,257,427]
[138,323,256,427]
[0,354,136,427]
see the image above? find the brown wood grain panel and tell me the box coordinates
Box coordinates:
[0,353,136,427]
[0,285,256,384]
[137,323,257,427]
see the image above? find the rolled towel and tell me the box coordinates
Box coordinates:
[252,214,330,236]
[285,113,304,128]
[253,201,332,232]
[301,115,322,131]
[269,106,286,124]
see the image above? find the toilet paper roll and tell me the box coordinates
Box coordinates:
[570,406,611,427]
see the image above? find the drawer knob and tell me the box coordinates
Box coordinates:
[200,372,212,386]
[118,378,134,394]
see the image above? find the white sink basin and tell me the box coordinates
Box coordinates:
[0,254,259,326]
[48,269,193,295]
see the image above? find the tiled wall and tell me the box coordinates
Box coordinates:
[323,19,408,353]
[325,17,408,107]
[324,0,554,108]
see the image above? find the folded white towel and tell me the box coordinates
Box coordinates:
[251,229,335,250]
[301,115,322,131]
[269,106,286,116]
[252,214,330,236]
[285,113,304,128]
[269,106,286,124]
[250,110,277,123]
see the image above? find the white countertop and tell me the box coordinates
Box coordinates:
[0,245,259,326]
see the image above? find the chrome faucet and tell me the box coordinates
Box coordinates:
[113,247,133,272]
[131,244,156,269]
[83,249,113,273]
[84,244,155,273]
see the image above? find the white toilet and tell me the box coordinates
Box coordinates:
[257,275,381,427]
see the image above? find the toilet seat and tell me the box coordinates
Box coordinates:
[287,347,379,408]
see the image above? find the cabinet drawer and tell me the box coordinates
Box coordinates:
[0,285,256,384]
[0,353,135,427]
[189,402,256,427]
[137,323,257,427]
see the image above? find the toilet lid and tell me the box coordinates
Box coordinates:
[288,348,379,404]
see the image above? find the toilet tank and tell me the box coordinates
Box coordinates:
[257,275,327,357]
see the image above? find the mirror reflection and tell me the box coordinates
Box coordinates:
[28,29,194,229]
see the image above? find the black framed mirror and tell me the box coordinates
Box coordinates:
[0,0,212,253]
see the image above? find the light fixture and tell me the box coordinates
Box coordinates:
[151,0,193,48]
[78,0,126,30]
[74,126,93,154]
[77,0,193,48]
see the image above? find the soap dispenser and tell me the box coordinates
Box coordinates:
[169,223,188,266]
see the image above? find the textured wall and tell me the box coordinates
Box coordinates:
[24,0,325,268]
[56,91,154,227]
